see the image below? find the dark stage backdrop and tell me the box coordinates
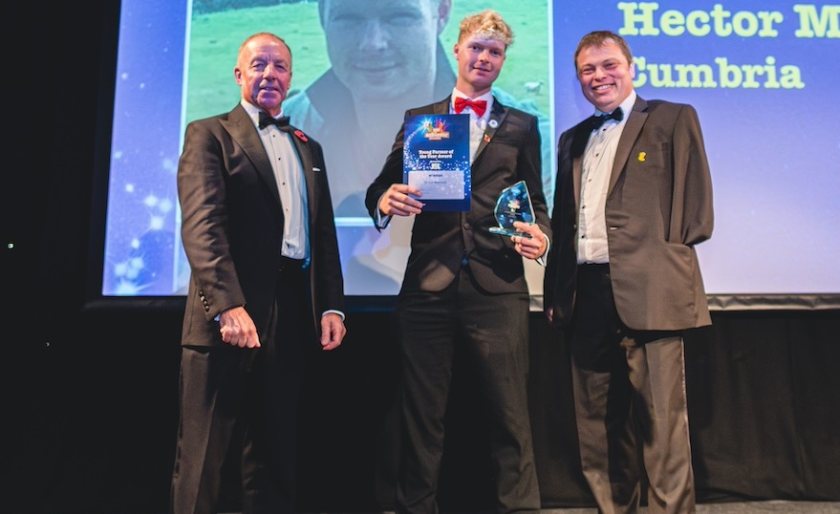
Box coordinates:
[10,308,840,513]
[6,1,840,513]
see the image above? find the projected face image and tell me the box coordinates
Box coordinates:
[454,35,506,96]
[234,34,293,117]
[576,40,635,114]
[320,0,448,101]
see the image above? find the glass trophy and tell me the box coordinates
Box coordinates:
[489,180,535,238]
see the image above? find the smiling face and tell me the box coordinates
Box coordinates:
[320,0,447,101]
[234,34,292,116]
[453,33,506,97]
[575,39,635,113]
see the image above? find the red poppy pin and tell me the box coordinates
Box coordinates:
[293,129,308,142]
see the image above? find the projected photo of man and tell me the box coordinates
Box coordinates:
[180,0,550,294]
[284,0,551,218]
[284,0,452,217]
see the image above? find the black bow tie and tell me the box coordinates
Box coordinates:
[258,111,291,130]
[588,107,624,131]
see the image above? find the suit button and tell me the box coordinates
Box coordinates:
[461,256,469,267]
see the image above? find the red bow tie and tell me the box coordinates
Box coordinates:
[454,97,487,117]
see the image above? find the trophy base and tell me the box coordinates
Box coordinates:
[489,227,533,238]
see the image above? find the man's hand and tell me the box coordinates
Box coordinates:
[320,312,347,351]
[219,306,260,348]
[379,184,424,217]
[511,222,548,260]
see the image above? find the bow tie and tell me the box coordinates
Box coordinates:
[588,107,623,131]
[454,96,488,117]
[258,111,291,130]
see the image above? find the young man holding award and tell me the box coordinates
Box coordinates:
[365,10,550,513]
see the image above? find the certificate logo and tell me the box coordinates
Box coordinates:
[422,119,450,141]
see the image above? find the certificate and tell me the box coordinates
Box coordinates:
[403,114,471,211]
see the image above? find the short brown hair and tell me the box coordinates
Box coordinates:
[574,30,632,72]
[457,9,514,47]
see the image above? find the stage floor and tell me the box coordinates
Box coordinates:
[225,502,840,514]
[539,501,840,513]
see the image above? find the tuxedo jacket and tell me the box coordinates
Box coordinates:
[544,96,713,331]
[365,96,551,295]
[177,104,344,346]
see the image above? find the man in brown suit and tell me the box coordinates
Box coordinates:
[544,31,713,514]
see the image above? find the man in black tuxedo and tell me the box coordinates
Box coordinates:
[171,32,346,514]
[544,31,713,514]
[366,10,550,513]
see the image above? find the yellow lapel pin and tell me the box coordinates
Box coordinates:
[637,151,646,162]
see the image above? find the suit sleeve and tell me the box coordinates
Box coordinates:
[671,104,714,246]
[309,140,345,314]
[177,121,246,320]
[518,114,552,244]
[364,111,410,228]
[543,128,574,318]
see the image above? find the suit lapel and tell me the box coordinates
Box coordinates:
[474,97,507,162]
[573,153,582,213]
[222,105,282,207]
[286,129,317,223]
[608,96,648,196]
[570,121,591,213]
[433,97,450,115]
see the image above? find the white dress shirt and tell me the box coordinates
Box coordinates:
[577,91,637,264]
[242,101,309,261]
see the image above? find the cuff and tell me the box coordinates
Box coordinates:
[374,194,392,229]
[322,309,345,321]
[536,235,551,267]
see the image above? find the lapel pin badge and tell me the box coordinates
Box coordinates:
[294,129,308,142]
[483,134,492,143]
[637,151,646,162]
[488,119,499,128]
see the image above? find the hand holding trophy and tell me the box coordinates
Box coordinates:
[489,180,547,259]
[489,180,536,237]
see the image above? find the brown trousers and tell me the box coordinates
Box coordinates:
[570,264,695,514]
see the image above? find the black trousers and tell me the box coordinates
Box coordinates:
[395,268,540,514]
[569,264,695,514]
[171,263,312,514]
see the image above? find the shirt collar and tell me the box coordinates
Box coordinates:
[594,90,636,121]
